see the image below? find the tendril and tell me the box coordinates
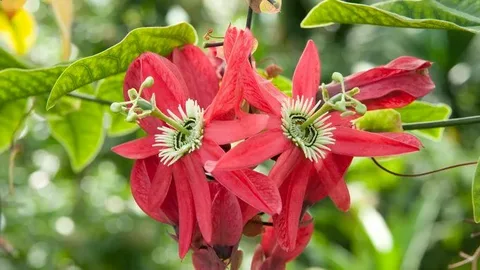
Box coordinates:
[371,158,477,177]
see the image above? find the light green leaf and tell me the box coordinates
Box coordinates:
[257,69,293,96]
[48,86,105,172]
[0,99,27,153]
[96,73,138,137]
[301,0,480,33]
[355,109,403,133]
[46,22,198,109]
[396,101,452,141]
[0,46,27,70]
[472,156,480,223]
[0,65,67,105]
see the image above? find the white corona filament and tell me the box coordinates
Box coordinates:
[281,96,335,162]
[153,99,204,166]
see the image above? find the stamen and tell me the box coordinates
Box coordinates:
[153,99,204,166]
[281,96,335,162]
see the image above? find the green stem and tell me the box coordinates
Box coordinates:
[300,104,331,129]
[402,115,480,130]
[151,109,190,135]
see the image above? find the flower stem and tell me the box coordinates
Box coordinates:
[402,115,480,130]
[151,108,190,135]
[300,103,331,129]
[246,5,254,29]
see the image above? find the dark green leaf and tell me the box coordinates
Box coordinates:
[396,101,451,141]
[472,156,480,223]
[46,22,197,109]
[0,99,27,153]
[0,65,67,105]
[355,109,403,133]
[96,73,138,137]
[0,47,28,70]
[301,0,480,33]
[48,86,105,172]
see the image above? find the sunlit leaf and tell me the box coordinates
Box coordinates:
[301,0,480,33]
[0,99,27,154]
[472,156,480,223]
[46,22,197,109]
[396,101,452,141]
[0,65,67,105]
[48,86,105,172]
[0,8,36,55]
[50,0,74,61]
[96,73,138,137]
[355,109,403,133]
[0,46,27,70]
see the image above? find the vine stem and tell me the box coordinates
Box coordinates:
[67,93,113,106]
[371,158,477,178]
[402,115,480,130]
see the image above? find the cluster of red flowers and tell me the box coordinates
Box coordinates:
[112,27,434,269]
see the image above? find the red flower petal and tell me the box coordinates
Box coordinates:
[172,161,196,259]
[172,45,219,108]
[272,160,313,251]
[111,136,157,159]
[269,146,303,186]
[124,52,187,114]
[292,40,320,100]
[309,153,353,211]
[130,158,173,224]
[192,248,226,270]
[330,127,422,157]
[204,114,269,145]
[176,156,212,244]
[210,183,243,246]
[326,56,434,109]
[148,162,173,215]
[209,129,291,172]
[198,139,282,215]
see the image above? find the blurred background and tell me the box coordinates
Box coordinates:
[1,0,480,269]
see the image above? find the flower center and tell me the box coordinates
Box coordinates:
[281,96,335,162]
[153,99,204,166]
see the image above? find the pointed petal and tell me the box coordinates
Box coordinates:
[292,40,320,100]
[148,162,173,214]
[205,29,254,122]
[363,91,417,110]
[210,129,291,172]
[137,117,164,135]
[244,68,283,116]
[214,170,282,215]
[223,27,239,62]
[172,161,196,258]
[204,114,269,145]
[308,153,353,209]
[269,146,303,186]
[112,136,157,159]
[177,156,212,244]
[130,158,173,224]
[271,213,314,262]
[272,160,312,251]
[124,52,187,114]
[172,45,219,108]
[331,127,422,157]
[210,184,243,246]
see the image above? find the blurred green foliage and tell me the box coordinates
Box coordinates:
[1,0,480,269]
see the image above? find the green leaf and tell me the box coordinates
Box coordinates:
[0,46,28,70]
[46,22,198,109]
[355,109,403,133]
[0,99,27,153]
[472,156,480,223]
[96,73,138,137]
[301,0,480,33]
[257,69,293,96]
[0,65,67,105]
[396,101,452,141]
[48,86,105,172]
